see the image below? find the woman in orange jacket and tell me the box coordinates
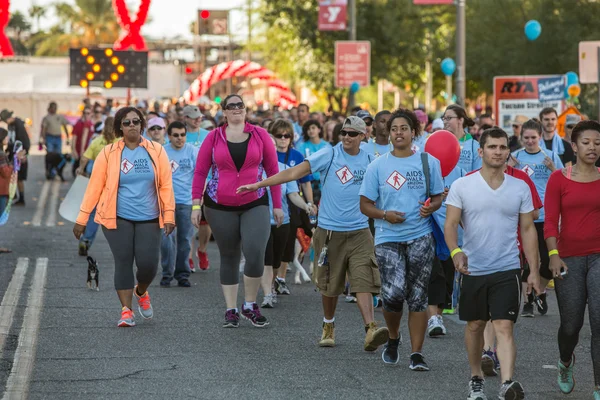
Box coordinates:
[73,107,175,327]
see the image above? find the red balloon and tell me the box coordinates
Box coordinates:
[424,130,460,177]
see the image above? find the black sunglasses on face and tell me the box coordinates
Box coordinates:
[340,130,361,137]
[274,134,292,139]
[224,102,245,111]
[170,133,186,138]
[122,118,141,127]
[365,120,373,127]
[149,126,164,131]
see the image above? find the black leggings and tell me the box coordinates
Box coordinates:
[265,224,291,269]
[555,253,600,385]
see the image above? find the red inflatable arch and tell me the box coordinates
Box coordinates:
[184,60,297,107]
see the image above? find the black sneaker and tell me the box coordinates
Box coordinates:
[223,309,240,328]
[381,338,400,365]
[498,380,524,400]
[521,302,534,317]
[177,279,191,287]
[409,352,430,371]
[78,241,89,256]
[160,277,171,287]
[467,376,486,400]
[274,278,290,295]
[241,303,269,327]
[536,292,548,315]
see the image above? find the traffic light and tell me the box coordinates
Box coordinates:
[69,48,148,89]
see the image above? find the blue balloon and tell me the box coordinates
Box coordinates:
[524,20,542,41]
[565,71,579,86]
[350,81,360,93]
[441,58,456,76]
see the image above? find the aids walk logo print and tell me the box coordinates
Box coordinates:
[336,165,354,184]
[386,171,406,190]
[170,160,180,173]
[522,165,534,177]
[121,159,133,174]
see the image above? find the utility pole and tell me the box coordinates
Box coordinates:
[347,0,357,111]
[455,0,466,106]
[247,0,252,61]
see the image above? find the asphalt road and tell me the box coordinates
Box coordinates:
[0,156,595,400]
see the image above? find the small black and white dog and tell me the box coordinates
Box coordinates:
[45,152,72,181]
[86,256,99,291]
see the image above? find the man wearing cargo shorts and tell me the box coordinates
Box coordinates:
[237,116,389,350]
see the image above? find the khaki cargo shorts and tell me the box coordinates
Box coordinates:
[312,227,381,297]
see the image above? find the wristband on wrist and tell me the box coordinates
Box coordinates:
[451,248,463,258]
[548,249,559,257]
[192,205,201,210]
[382,210,387,221]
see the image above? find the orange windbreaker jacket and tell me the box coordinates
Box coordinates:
[76,138,175,229]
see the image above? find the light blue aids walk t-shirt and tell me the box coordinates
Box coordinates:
[360,152,444,245]
[361,140,392,158]
[186,129,210,148]
[458,138,482,172]
[512,148,563,222]
[267,162,299,226]
[432,165,467,246]
[117,146,159,221]
[165,143,198,205]
[307,144,374,231]
[297,140,332,182]
[411,134,428,153]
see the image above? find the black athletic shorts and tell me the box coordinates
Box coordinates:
[265,223,291,269]
[17,160,27,181]
[459,269,521,323]
[521,222,551,282]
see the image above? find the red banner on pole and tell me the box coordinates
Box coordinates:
[413,0,454,4]
[318,0,347,31]
[335,41,371,88]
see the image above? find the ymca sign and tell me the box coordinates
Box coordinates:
[318,0,347,31]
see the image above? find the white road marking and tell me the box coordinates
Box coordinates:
[3,258,48,400]
[31,181,51,227]
[0,258,29,351]
[543,365,558,370]
[44,181,61,227]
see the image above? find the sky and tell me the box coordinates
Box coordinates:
[13,0,249,40]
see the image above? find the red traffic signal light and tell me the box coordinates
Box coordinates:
[200,10,210,19]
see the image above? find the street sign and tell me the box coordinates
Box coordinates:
[578,41,600,84]
[493,75,565,135]
[198,10,229,35]
[318,0,347,31]
[335,41,371,88]
[413,0,454,4]
[69,48,148,89]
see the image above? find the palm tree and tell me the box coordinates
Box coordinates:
[28,4,47,33]
[34,0,120,56]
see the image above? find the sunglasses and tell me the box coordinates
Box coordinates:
[274,134,292,139]
[566,125,575,129]
[122,118,141,127]
[512,124,521,129]
[170,133,186,138]
[340,130,361,137]
[365,120,373,127]
[224,102,245,111]
[149,126,164,131]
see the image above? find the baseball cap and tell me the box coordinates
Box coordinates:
[432,118,444,131]
[356,110,373,122]
[183,105,202,119]
[565,114,582,127]
[341,116,367,134]
[414,109,428,124]
[0,109,13,122]
[147,117,166,129]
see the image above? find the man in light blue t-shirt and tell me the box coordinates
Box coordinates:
[160,121,198,287]
[237,116,389,352]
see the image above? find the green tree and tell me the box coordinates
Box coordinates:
[8,11,32,55]
[33,0,119,56]
[28,4,47,33]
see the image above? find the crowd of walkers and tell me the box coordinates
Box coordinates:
[35,94,599,400]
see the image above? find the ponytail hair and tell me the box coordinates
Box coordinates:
[446,104,475,128]
[520,119,542,137]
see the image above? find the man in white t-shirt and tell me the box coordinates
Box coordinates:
[444,128,541,400]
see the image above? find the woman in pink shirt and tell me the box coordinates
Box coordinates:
[192,94,283,328]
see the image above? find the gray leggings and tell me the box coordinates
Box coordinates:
[555,253,600,384]
[102,218,162,290]
[204,205,270,285]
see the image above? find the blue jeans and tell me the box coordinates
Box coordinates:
[45,136,62,153]
[80,207,99,247]
[0,195,7,215]
[161,204,192,281]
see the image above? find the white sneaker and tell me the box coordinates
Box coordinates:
[261,293,274,308]
[438,315,447,335]
[427,315,444,337]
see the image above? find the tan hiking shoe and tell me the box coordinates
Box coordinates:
[364,322,389,351]
[319,322,335,347]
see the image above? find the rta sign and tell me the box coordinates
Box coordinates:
[500,81,535,94]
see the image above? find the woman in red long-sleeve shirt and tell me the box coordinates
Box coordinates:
[544,120,600,397]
